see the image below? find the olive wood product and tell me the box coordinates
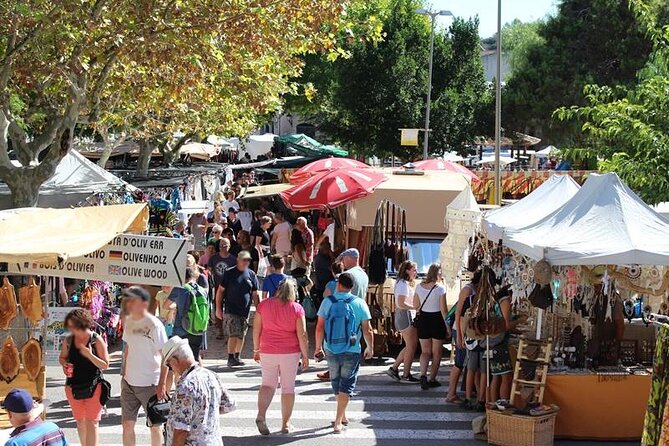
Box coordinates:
[21,339,42,382]
[0,337,20,384]
[0,278,17,330]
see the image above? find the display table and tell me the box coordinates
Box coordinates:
[543,373,650,441]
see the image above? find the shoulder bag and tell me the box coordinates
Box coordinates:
[411,285,437,328]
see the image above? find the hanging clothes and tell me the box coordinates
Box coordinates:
[642,324,669,445]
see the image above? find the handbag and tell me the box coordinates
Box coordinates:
[99,377,112,406]
[467,267,505,338]
[394,210,408,270]
[257,256,270,278]
[528,283,553,309]
[301,295,317,321]
[412,285,437,328]
[368,202,387,285]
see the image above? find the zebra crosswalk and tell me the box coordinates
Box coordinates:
[216,362,481,446]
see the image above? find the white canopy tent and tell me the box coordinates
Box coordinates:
[475,156,517,166]
[242,133,276,160]
[0,150,134,210]
[505,173,669,265]
[536,145,557,158]
[482,174,580,241]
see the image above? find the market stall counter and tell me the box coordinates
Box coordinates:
[544,373,651,441]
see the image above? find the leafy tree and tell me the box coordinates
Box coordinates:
[291,0,488,160]
[501,20,545,73]
[1,0,360,206]
[554,0,669,204]
[503,0,666,144]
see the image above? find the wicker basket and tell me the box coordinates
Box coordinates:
[487,410,557,446]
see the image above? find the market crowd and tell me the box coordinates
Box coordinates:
[3,180,518,446]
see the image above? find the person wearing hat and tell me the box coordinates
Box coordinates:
[215,251,259,367]
[3,388,67,446]
[336,248,368,301]
[121,286,169,446]
[162,337,235,446]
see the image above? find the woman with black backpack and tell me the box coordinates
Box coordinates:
[60,308,110,446]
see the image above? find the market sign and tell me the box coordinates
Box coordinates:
[8,234,187,287]
[400,128,419,146]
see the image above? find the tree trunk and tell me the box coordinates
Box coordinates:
[136,139,153,177]
[97,129,116,168]
[5,171,42,208]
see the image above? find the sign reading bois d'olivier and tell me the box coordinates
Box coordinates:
[8,234,187,287]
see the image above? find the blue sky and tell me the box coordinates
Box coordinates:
[429,0,557,37]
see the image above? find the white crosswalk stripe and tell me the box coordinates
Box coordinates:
[214,363,479,445]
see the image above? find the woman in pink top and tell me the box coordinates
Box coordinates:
[253,279,309,435]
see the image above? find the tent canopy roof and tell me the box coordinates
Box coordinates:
[348,170,468,234]
[504,173,669,265]
[483,174,580,240]
[274,134,348,157]
[0,203,148,264]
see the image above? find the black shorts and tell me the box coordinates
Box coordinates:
[416,311,447,340]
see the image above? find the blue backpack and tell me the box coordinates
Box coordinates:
[324,295,358,354]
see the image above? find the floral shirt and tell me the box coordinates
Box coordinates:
[166,366,236,446]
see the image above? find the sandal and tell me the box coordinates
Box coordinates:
[255,419,270,436]
[446,395,463,404]
[331,420,349,426]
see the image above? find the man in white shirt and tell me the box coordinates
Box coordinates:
[221,191,240,218]
[271,212,292,258]
[121,286,168,446]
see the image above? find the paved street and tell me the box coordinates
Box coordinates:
[44,323,636,446]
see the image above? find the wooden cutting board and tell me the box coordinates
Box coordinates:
[0,278,17,330]
[0,337,20,384]
[19,278,43,325]
[21,339,41,382]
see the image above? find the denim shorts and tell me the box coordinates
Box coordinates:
[326,352,361,395]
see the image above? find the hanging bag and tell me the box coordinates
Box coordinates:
[395,210,409,270]
[368,202,387,285]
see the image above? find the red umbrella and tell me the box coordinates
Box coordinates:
[410,159,480,183]
[280,168,387,210]
[289,158,371,185]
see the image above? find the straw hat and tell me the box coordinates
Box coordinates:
[534,260,552,285]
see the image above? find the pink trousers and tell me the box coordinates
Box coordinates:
[260,352,301,394]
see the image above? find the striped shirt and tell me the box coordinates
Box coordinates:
[5,419,68,446]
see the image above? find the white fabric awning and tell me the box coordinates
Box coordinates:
[482,174,580,240]
[0,204,148,264]
[504,173,669,265]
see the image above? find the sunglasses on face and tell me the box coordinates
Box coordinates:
[241,259,251,263]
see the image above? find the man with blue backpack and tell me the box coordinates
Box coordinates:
[314,273,373,434]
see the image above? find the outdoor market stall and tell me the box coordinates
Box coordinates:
[0,203,189,427]
[479,173,669,442]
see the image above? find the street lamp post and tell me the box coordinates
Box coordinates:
[416,8,453,160]
[494,0,502,205]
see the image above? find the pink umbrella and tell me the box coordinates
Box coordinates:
[289,158,371,185]
[410,159,480,183]
[281,168,387,210]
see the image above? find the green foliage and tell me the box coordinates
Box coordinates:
[289,0,488,160]
[503,0,665,143]
[501,19,545,72]
[555,0,669,204]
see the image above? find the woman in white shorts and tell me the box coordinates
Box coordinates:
[386,261,420,383]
